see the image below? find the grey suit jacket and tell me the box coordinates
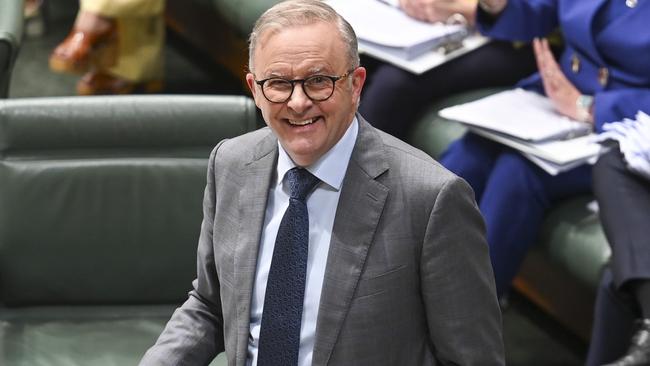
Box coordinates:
[140,117,505,366]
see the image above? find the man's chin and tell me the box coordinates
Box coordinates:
[283,142,325,166]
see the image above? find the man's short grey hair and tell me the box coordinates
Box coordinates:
[248,0,360,73]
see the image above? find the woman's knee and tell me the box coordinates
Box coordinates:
[491,153,545,200]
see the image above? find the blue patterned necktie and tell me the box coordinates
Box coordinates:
[257,167,320,366]
[257,168,320,366]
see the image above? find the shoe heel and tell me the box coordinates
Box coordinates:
[49,54,89,74]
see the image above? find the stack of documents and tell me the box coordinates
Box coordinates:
[438,89,604,175]
[325,0,488,74]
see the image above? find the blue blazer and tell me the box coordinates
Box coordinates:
[477,0,650,131]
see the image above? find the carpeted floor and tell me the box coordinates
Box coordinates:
[9,2,586,365]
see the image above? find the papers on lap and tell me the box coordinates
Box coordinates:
[438,89,604,175]
[439,89,592,142]
[469,128,602,175]
[325,0,487,74]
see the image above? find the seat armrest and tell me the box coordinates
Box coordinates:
[0,0,24,98]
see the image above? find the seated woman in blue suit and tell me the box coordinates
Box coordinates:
[440,0,650,311]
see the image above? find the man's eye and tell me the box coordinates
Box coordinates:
[306,76,330,87]
[266,79,291,90]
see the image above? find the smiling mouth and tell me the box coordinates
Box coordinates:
[288,117,319,126]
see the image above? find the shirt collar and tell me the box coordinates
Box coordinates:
[275,116,359,191]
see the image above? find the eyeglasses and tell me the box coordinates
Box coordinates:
[254,69,355,103]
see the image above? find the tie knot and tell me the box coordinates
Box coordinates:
[286,167,320,201]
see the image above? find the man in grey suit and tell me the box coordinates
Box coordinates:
[140,1,504,365]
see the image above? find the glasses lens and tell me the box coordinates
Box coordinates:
[304,76,335,101]
[262,78,293,102]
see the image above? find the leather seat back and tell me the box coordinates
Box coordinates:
[0,95,259,306]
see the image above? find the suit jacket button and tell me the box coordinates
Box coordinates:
[626,0,637,8]
[598,67,609,86]
[571,54,580,73]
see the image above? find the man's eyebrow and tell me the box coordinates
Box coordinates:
[261,66,329,79]
[262,71,287,78]
[307,66,326,74]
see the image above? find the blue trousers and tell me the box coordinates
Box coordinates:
[440,133,592,296]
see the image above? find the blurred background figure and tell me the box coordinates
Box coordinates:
[359,0,538,140]
[24,0,43,17]
[24,0,47,37]
[587,113,650,366]
[48,0,165,95]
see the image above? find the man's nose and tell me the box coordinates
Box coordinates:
[287,83,313,112]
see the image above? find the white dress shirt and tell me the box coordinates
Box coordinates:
[247,117,359,366]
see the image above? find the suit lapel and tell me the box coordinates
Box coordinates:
[564,0,608,64]
[312,117,389,366]
[234,130,278,366]
[595,0,650,57]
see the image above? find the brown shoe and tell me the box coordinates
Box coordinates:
[49,19,118,75]
[76,71,164,95]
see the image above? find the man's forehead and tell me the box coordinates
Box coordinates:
[257,20,335,42]
[253,23,346,76]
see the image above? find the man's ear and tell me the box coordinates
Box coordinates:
[246,73,256,97]
[351,67,367,103]
[245,73,262,108]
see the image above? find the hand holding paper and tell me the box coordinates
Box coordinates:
[326,0,488,74]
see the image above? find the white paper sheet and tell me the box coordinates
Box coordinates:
[359,34,489,74]
[439,89,592,142]
[326,0,464,48]
[522,152,598,176]
[325,0,474,64]
[465,126,604,175]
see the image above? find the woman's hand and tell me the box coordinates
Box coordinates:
[399,0,477,25]
[533,38,588,122]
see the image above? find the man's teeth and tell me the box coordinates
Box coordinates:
[289,118,315,126]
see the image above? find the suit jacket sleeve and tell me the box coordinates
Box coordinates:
[139,142,226,366]
[476,0,558,41]
[421,176,505,365]
[594,89,650,132]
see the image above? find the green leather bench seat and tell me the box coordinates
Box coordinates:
[0,0,23,98]
[408,88,611,340]
[1,306,233,365]
[0,95,259,365]
[1,306,173,365]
